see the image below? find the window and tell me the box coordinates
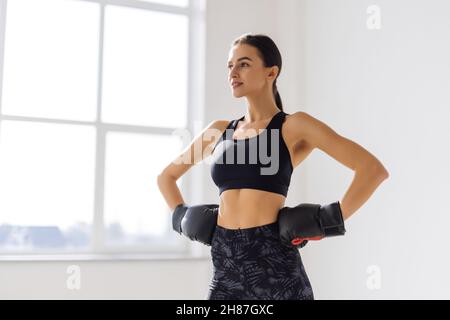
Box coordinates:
[138,0,188,8]
[0,0,199,255]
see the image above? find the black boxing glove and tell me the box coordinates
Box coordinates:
[172,203,219,246]
[278,201,346,248]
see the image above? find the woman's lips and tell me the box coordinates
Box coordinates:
[232,82,243,88]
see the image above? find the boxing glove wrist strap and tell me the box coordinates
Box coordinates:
[172,203,188,234]
[319,201,346,237]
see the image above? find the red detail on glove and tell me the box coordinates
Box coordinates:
[291,236,324,246]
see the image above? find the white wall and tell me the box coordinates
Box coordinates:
[2,0,450,299]
[0,258,211,299]
[297,0,450,299]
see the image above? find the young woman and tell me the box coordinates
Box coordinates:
[157,33,389,300]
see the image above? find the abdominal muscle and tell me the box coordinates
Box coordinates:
[217,188,286,229]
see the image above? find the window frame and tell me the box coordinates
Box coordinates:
[0,0,206,260]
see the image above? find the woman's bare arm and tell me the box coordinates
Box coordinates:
[156,119,229,210]
[288,111,389,220]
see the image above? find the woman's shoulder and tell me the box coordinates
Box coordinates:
[211,119,232,126]
[284,110,318,130]
[283,110,308,130]
[283,110,317,148]
[208,119,234,131]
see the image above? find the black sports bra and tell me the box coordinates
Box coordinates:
[210,111,294,197]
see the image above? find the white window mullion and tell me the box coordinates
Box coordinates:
[0,0,7,116]
[92,2,106,253]
[92,128,107,253]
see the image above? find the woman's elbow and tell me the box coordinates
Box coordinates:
[373,163,389,180]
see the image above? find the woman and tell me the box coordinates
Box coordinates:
[157,33,389,300]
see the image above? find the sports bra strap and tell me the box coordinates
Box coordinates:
[267,111,287,130]
[232,111,286,131]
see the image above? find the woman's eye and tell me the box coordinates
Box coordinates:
[228,63,248,69]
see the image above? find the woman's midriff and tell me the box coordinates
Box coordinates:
[217,188,286,229]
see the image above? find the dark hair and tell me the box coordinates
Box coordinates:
[231,33,283,111]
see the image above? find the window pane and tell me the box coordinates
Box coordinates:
[104,131,182,246]
[0,121,96,250]
[1,0,100,121]
[101,5,188,128]
[138,0,188,7]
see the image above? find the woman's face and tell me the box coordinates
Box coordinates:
[227,44,277,98]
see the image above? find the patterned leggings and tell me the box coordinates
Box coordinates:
[207,221,314,300]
